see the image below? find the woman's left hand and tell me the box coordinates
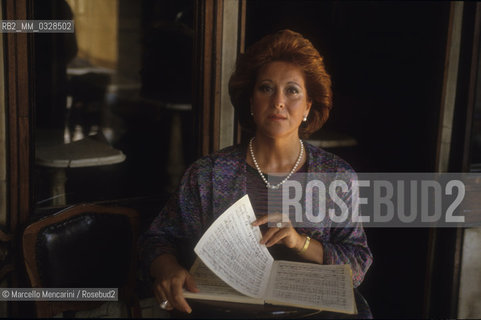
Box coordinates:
[252,213,305,251]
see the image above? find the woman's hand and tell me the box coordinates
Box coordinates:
[252,213,305,251]
[150,254,199,313]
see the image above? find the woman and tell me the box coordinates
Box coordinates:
[139,29,373,314]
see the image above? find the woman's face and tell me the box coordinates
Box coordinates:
[250,61,312,140]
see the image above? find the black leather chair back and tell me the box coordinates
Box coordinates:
[35,212,132,288]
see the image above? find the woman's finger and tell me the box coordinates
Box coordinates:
[253,212,288,227]
[265,228,290,247]
[260,225,281,244]
[171,277,192,313]
[185,274,199,293]
[153,282,164,304]
[252,214,268,226]
[163,278,181,312]
[154,281,173,311]
[160,279,177,311]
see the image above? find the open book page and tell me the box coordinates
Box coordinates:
[183,258,264,305]
[265,260,356,314]
[194,195,274,298]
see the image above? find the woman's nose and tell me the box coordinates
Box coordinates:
[272,90,285,109]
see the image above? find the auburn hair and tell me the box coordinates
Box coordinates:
[229,29,333,138]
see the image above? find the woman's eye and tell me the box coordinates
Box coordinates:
[286,87,299,95]
[259,85,272,93]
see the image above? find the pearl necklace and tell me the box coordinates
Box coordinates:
[249,137,304,190]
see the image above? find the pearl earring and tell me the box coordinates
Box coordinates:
[303,115,307,122]
[251,112,254,116]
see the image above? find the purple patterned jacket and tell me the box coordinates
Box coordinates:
[139,143,373,287]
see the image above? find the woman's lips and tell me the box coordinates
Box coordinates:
[268,114,287,120]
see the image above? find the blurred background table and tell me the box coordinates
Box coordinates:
[36,133,126,206]
[305,129,358,149]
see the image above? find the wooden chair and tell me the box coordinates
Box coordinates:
[23,204,141,318]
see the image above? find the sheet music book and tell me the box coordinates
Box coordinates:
[184,195,356,314]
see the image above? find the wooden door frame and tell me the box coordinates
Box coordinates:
[3,0,35,317]
[3,0,33,237]
[425,2,481,318]
[193,0,245,156]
